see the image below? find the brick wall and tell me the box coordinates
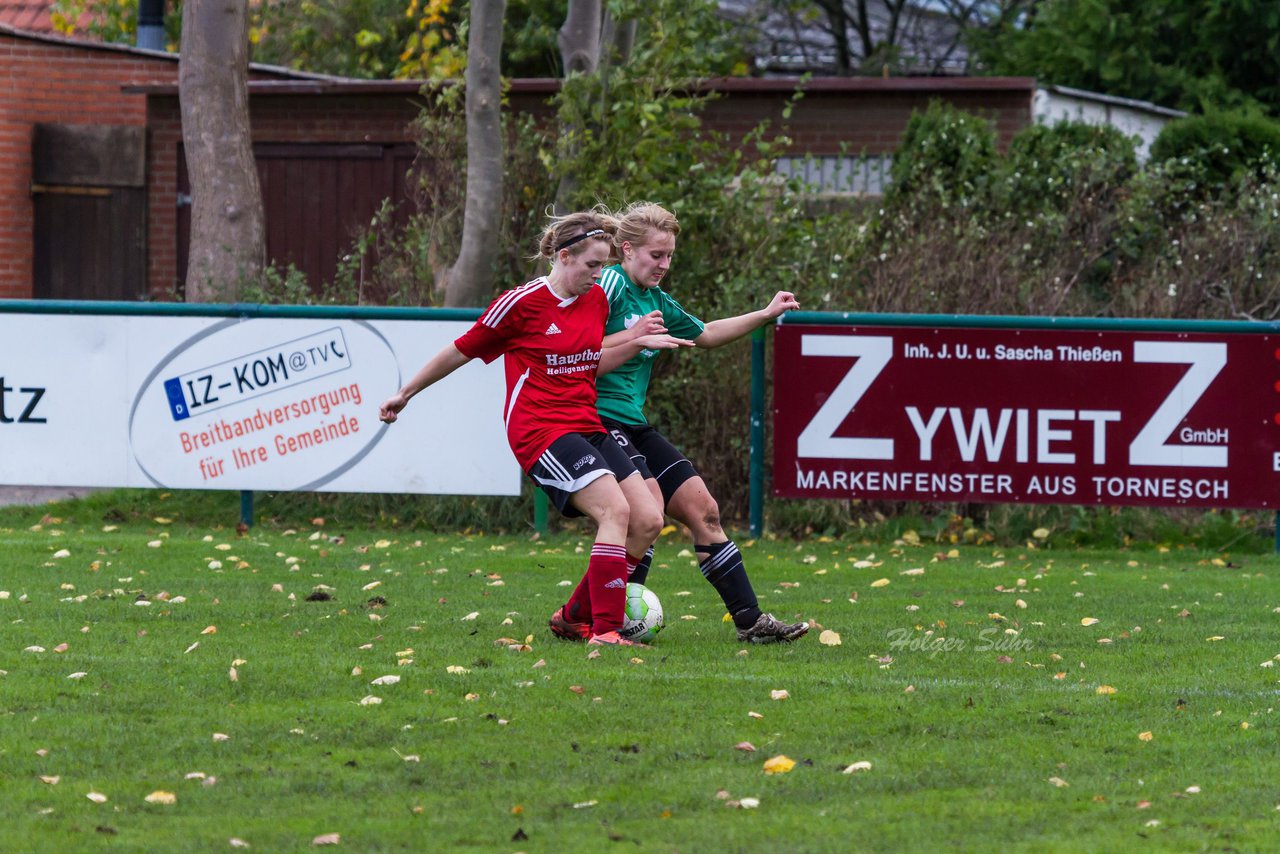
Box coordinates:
[0,35,179,298]
[0,29,312,300]
[145,77,1032,296]
[699,79,1034,154]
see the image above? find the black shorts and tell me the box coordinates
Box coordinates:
[527,431,639,518]
[600,419,699,506]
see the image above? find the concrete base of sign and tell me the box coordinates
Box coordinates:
[0,486,103,506]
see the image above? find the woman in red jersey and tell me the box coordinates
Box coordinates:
[379,210,689,646]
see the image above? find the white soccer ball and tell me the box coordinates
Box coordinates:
[620,582,664,643]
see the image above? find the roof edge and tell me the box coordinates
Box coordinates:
[1039,83,1186,118]
[0,21,347,81]
[127,74,1039,98]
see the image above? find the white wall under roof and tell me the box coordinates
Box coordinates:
[1033,85,1185,162]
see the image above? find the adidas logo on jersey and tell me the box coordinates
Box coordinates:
[604,578,627,589]
[545,323,562,335]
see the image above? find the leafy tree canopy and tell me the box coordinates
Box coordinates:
[968,0,1280,115]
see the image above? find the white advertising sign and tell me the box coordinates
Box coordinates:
[0,313,520,495]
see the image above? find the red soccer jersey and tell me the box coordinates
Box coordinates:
[454,277,608,471]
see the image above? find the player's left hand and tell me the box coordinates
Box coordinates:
[630,309,667,339]
[765,291,800,318]
[379,393,408,423]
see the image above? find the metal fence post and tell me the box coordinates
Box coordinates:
[749,327,765,539]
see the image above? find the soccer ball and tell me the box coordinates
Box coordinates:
[620,582,664,642]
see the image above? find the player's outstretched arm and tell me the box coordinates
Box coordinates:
[601,309,666,350]
[379,344,472,423]
[599,334,693,375]
[695,291,800,349]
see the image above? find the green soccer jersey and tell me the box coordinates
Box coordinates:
[596,264,705,425]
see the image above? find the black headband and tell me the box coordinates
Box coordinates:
[554,228,606,252]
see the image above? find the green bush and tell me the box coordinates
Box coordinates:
[886,100,999,205]
[1149,109,1280,192]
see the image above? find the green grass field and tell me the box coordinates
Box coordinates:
[2,495,1278,852]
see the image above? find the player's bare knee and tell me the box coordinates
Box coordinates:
[596,495,631,531]
[701,501,722,532]
[633,505,663,544]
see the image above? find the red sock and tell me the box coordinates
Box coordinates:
[587,542,629,634]
[564,575,591,623]
[626,552,643,578]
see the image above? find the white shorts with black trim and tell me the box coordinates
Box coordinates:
[528,431,639,517]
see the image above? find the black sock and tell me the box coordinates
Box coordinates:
[697,540,761,630]
[629,547,654,585]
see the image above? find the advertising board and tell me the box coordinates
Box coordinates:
[0,312,520,495]
[774,323,1280,508]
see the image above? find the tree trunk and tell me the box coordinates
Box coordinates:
[553,0,603,214]
[558,0,602,75]
[178,0,264,301]
[443,0,507,307]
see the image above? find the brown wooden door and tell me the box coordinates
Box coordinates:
[32,124,148,301]
[177,142,418,297]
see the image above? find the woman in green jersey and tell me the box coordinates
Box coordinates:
[548,201,809,644]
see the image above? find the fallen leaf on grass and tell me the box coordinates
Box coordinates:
[734,742,756,752]
[1080,618,1100,626]
[371,675,400,686]
[748,711,763,719]
[870,578,890,588]
[735,797,761,809]
[229,839,250,848]
[212,733,231,741]
[1048,777,1069,788]
[445,666,470,675]
[86,792,107,803]
[770,690,790,701]
[842,761,872,774]
[53,643,69,653]
[1096,685,1117,695]
[460,612,479,621]
[39,775,59,785]
[1205,636,1225,642]
[312,833,341,845]
[144,791,176,804]
[1138,731,1154,742]
[763,755,796,774]
[818,630,841,646]
[228,668,238,682]
[359,696,382,706]
[201,626,217,635]
[572,800,598,809]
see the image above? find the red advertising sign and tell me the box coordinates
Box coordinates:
[773,323,1280,508]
